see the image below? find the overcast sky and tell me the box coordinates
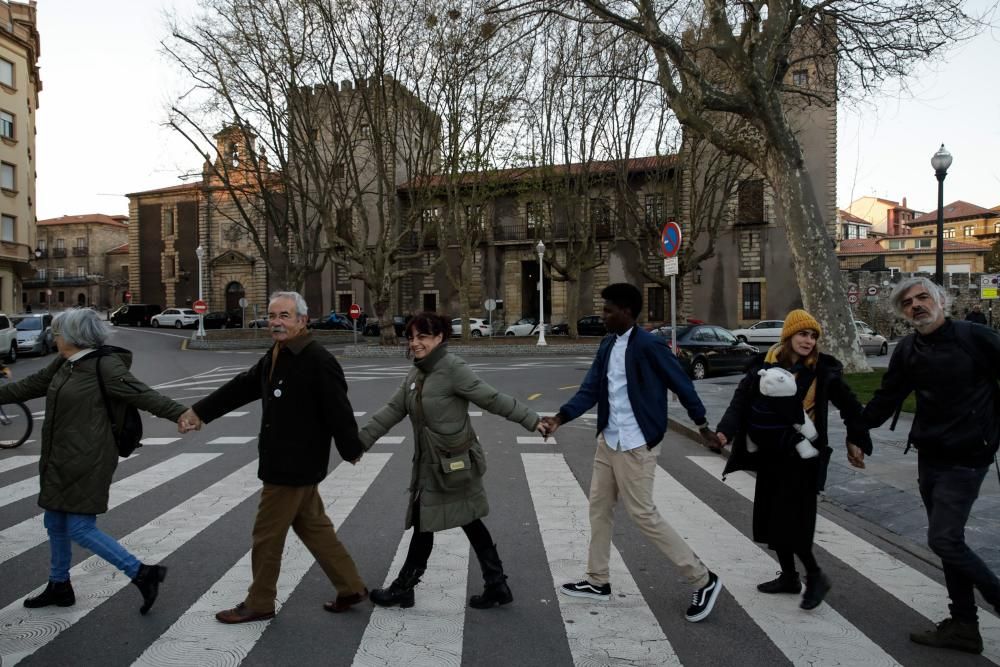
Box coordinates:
[33,0,1000,221]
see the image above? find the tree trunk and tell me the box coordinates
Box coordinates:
[564,272,581,338]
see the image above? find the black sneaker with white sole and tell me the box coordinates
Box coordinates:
[560,580,611,600]
[685,571,722,622]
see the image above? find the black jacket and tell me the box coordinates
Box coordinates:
[194,335,363,485]
[863,319,1000,467]
[718,353,872,490]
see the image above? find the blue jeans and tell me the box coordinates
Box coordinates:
[44,511,141,582]
[918,461,1000,622]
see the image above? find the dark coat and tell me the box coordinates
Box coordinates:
[359,345,539,533]
[717,353,871,550]
[0,350,186,514]
[193,335,363,486]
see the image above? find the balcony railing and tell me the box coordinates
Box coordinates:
[52,248,67,258]
[72,246,89,256]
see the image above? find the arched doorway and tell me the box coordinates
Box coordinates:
[225,281,245,313]
[77,293,86,307]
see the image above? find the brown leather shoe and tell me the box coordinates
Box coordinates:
[215,602,276,624]
[323,588,369,613]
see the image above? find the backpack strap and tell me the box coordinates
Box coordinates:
[93,354,118,439]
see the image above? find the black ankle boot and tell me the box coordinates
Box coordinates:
[800,571,830,610]
[371,568,423,608]
[757,571,802,594]
[24,580,75,608]
[131,563,167,615]
[469,543,513,609]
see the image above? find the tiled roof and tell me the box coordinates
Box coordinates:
[910,201,994,225]
[838,209,870,225]
[838,238,988,256]
[837,239,883,254]
[398,155,677,190]
[125,181,202,197]
[37,214,128,228]
[106,243,129,255]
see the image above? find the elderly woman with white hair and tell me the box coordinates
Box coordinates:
[0,308,190,616]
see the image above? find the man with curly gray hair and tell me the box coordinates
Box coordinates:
[863,276,1000,654]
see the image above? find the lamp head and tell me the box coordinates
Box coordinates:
[931,144,953,173]
[535,240,545,255]
[195,245,205,259]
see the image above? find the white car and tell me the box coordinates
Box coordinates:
[451,318,494,337]
[504,317,542,336]
[855,321,889,355]
[0,313,18,362]
[730,319,784,345]
[151,308,200,329]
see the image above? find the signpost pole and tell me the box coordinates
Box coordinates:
[660,219,682,356]
[670,275,677,356]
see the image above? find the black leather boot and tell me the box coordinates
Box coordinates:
[469,543,513,609]
[370,567,423,608]
[131,563,167,615]
[800,571,831,610]
[23,580,75,608]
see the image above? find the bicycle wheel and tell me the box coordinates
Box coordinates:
[0,401,33,449]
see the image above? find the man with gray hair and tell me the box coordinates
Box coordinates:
[180,291,368,623]
[862,276,1000,654]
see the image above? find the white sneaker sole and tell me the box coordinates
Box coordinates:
[559,587,611,601]
[685,578,723,622]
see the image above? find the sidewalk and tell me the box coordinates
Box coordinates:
[669,375,1000,574]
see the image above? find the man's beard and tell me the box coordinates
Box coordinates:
[908,309,940,333]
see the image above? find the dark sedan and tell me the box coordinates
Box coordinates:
[654,324,758,379]
[202,311,243,329]
[576,315,607,337]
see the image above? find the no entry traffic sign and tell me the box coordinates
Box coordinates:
[349,303,362,319]
[660,221,682,259]
[193,299,208,314]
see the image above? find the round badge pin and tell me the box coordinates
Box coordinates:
[410,382,416,390]
[273,389,282,398]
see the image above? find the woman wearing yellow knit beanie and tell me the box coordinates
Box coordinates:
[714,309,871,611]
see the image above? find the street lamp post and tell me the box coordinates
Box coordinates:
[195,245,206,338]
[536,240,547,346]
[931,144,953,286]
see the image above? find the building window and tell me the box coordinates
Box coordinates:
[590,197,612,233]
[0,162,14,191]
[465,204,483,232]
[37,268,45,279]
[37,238,46,252]
[77,266,86,278]
[526,201,544,233]
[0,214,13,242]
[846,225,857,239]
[55,238,65,249]
[963,225,975,237]
[333,162,345,180]
[644,194,666,226]
[164,209,174,236]
[888,239,905,250]
[915,238,932,249]
[736,179,765,224]
[55,268,65,279]
[995,221,1000,234]
[647,286,664,322]
[58,291,65,302]
[792,69,809,86]
[943,228,956,239]
[39,291,45,304]
[422,292,437,312]
[76,237,86,249]
[741,282,762,320]
[858,227,868,239]
[423,251,436,268]
[0,59,12,87]
[0,110,12,139]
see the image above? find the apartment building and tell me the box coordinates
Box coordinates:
[0,0,39,313]
[907,200,999,247]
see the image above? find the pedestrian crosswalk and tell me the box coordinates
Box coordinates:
[0,430,994,666]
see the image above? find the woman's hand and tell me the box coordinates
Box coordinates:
[847,442,866,469]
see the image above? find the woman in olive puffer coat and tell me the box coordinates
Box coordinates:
[359,312,546,610]
[0,309,189,615]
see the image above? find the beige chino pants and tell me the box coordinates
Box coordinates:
[586,434,710,588]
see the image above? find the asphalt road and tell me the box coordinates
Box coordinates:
[0,328,992,667]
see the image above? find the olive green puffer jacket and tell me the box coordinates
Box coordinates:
[0,349,186,514]
[359,345,539,532]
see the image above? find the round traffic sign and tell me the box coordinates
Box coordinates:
[349,303,361,319]
[193,299,208,314]
[660,221,682,259]
[848,294,859,304]
[484,298,497,312]
[847,285,859,296]
[238,297,248,308]
[866,285,879,296]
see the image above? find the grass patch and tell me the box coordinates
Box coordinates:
[844,369,915,413]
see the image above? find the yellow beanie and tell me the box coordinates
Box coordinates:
[781,309,822,342]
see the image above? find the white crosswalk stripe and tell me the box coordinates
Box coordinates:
[206,436,256,445]
[0,454,219,567]
[140,438,180,446]
[0,454,138,510]
[522,453,681,666]
[0,460,262,665]
[133,454,391,667]
[0,455,39,474]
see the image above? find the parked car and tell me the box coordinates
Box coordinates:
[576,315,607,337]
[12,313,54,356]
[202,311,244,329]
[855,321,888,355]
[729,319,784,345]
[109,303,162,327]
[247,318,269,329]
[654,324,758,379]
[363,316,409,337]
[550,322,569,335]
[309,316,353,331]
[504,316,539,336]
[451,318,494,337]
[0,313,18,362]
[151,308,200,329]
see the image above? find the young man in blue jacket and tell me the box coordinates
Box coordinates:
[540,283,723,622]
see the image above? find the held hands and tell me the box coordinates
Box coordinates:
[846,442,866,469]
[177,408,203,434]
[538,415,562,441]
[698,425,725,453]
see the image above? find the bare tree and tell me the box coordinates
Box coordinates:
[495,0,981,368]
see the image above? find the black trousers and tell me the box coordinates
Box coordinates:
[402,503,493,572]
[918,460,1000,622]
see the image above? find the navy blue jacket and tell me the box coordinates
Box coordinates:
[557,326,708,447]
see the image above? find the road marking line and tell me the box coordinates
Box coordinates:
[353,411,366,417]
[0,455,38,474]
[559,385,579,390]
[517,436,553,445]
[468,411,483,416]
[522,453,680,666]
[688,455,1000,664]
[139,438,180,446]
[133,455,391,667]
[0,460,262,665]
[527,392,542,400]
[651,464,898,665]
[220,411,249,418]
[354,527,469,667]
[206,436,256,445]
[375,436,405,445]
[0,454,219,568]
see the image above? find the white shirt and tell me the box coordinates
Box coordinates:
[602,327,645,451]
